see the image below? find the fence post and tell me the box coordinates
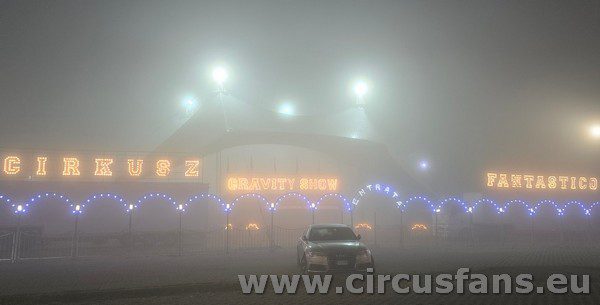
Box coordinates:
[530,215,535,245]
[373,212,377,247]
[128,209,134,251]
[560,215,565,244]
[399,210,404,248]
[587,216,592,244]
[434,212,438,238]
[178,211,183,256]
[11,214,22,263]
[469,211,474,247]
[225,211,230,254]
[270,210,274,251]
[71,213,79,258]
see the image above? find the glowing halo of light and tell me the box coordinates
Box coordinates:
[245,223,260,231]
[274,192,312,211]
[83,193,129,213]
[231,193,271,212]
[315,193,351,212]
[12,203,27,214]
[354,223,372,230]
[411,224,428,231]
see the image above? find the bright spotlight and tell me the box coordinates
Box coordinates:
[212,67,228,87]
[278,102,295,116]
[590,124,600,139]
[353,81,368,105]
[182,97,198,115]
[354,82,368,97]
[419,160,429,171]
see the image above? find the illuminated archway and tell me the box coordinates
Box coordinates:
[314,193,350,224]
[561,200,590,241]
[133,193,179,234]
[351,183,402,210]
[272,192,312,227]
[533,200,561,242]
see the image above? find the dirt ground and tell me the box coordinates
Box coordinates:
[2,243,600,304]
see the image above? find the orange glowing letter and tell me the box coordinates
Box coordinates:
[94,158,114,176]
[156,160,171,176]
[510,175,522,188]
[486,173,497,187]
[589,178,598,190]
[497,174,509,188]
[579,177,588,190]
[127,159,143,176]
[3,156,20,175]
[36,156,47,176]
[184,160,200,177]
[62,158,80,176]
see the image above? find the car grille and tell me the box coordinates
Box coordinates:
[327,253,356,270]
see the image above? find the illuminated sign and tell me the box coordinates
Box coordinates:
[226,177,339,192]
[0,154,201,179]
[486,172,598,191]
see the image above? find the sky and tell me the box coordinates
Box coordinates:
[1,0,599,193]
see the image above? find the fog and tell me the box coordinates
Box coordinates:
[1,0,599,195]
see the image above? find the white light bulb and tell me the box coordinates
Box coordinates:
[212,67,228,86]
[278,102,295,116]
[353,81,368,98]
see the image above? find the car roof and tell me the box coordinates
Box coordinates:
[309,224,351,229]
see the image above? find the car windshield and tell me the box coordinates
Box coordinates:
[308,227,357,241]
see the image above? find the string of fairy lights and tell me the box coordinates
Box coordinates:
[0,186,598,218]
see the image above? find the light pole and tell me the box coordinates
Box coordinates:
[127,204,135,251]
[177,204,185,256]
[71,205,82,259]
[269,203,275,251]
[225,203,231,254]
[12,204,25,262]
[399,209,404,248]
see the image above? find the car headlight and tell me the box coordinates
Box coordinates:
[306,250,328,265]
[356,249,372,264]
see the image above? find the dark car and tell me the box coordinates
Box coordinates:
[296,224,374,273]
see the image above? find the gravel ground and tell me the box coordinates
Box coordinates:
[1,244,600,304]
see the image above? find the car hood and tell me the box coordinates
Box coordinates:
[307,240,367,255]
